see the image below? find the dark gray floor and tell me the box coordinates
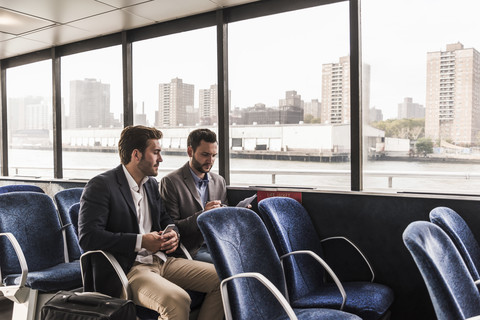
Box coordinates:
[0,296,13,320]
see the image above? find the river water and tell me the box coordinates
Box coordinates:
[9,149,480,195]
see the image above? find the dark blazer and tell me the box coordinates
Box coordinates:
[79,165,179,274]
[160,162,227,256]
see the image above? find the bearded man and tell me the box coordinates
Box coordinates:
[160,128,227,263]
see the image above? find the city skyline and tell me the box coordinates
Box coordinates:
[6,1,480,123]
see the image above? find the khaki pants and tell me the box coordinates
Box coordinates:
[127,256,223,320]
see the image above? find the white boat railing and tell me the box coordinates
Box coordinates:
[8,166,480,189]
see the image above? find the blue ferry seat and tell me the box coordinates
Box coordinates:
[403,221,480,320]
[197,206,362,320]
[0,184,44,194]
[0,192,82,320]
[258,196,394,320]
[429,206,480,281]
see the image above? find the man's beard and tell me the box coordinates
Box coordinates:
[192,154,211,174]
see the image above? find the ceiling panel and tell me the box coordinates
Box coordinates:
[0,7,54,35]
[0,36,51,58]
[68,9,153,36]
[23,25,96,46]
[0,0,115,24]
[0,31,15,41]
[0,0,260,60]
[122,0,218,22]
[95,0,154,9]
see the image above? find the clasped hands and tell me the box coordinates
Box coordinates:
[142,229,178,254]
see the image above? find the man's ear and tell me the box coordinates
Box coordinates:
[187,146,193,157]
[132,149,141,161]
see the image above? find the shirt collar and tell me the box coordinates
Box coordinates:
[122,165,149,192]
[189,166,209,187]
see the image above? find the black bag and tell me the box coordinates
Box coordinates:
[41,290,136,320]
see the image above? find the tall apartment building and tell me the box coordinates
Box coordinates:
[398,97,425,119]
[279,90,303,108]
[8,96,51,131]
[368,106,383,123]
[425,43,480,145]
[304,99,321,120]
[156,78,194,127]
[199,84,218,125]
[321,56,370,124]
[69,78,113,129]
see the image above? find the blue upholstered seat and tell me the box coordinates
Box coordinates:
[257,197,393,320]
[0,184,44,194]
[429,206,480,281]
[403,221,480,320]
[54,188,84,261]
[197,207,362,320]
[0,192,83,319]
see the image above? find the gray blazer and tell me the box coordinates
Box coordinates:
[160,161,227,256]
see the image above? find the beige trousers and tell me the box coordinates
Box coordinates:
[127,256,223,320]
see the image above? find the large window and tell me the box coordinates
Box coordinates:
[133,27,217,179]
[6,60,53,178]
[228,3,350,189]
[61,46,123,179]
[362,0,480,194]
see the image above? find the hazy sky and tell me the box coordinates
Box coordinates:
[6,0,480,121]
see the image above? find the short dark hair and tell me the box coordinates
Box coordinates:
[118,125,163,165]
[187,128,217,152]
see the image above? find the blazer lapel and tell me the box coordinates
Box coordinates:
[115,166,137,219]
[144,180,160,230]
[181,162,203,208]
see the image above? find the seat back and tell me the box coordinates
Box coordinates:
[429,206,480,280]
[54,188,84,220]
[65,203,83,260]
[258,196,325,299]
[54,188,84,261]
[69,203,81,236]
[403,221,480,320]
[0,184,44,194]
[198,207,289,320]
[0,192,66,275]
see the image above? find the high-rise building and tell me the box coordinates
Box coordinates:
[69,78,113,129]
[321,56,370,124]
[304,99,321,120]
[398,97,425,119]
[156,77,194,127]
[279,90,303,108]
[8,96,52,131]
[425,43,480,145]
[368,106,383,123]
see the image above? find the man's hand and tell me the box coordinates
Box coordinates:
[204,200,223,211]
[141,230,179,254]
[160,229,179,254]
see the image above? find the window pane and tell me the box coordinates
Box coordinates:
[229,3,350,189]
[61,46,123,179]
[7,60,53,178]
[133,27,217,179]
[362,0,480,194]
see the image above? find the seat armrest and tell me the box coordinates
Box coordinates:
[220,272,298,320]
[80,250,130,300]
[0,232,31,303]
[281,250,347,310]
[321,236,375,282]
[475,279,480,290]
[180,243,192,260]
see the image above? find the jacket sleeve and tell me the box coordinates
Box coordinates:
[78,175,137,255]
[160,175,203,236]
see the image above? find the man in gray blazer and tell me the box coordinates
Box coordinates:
[79,125,223,320]
[161,128,227,262]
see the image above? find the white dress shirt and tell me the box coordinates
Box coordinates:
[122,165,166,263]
